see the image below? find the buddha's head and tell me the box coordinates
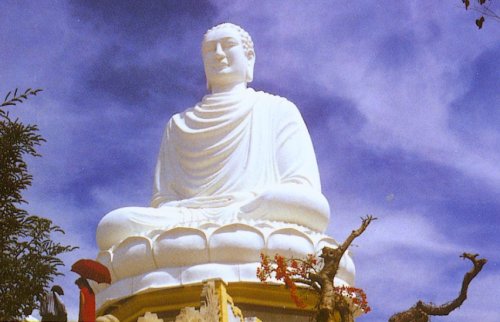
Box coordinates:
[202,23,255,93]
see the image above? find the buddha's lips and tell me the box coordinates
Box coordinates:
[212,60,229,68]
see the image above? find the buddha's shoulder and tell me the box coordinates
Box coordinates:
[168,107,193,123]
[253,90,299,112]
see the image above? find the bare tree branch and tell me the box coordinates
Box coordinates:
[337,215,377,256]
[419,253,487,315]
[309,272,322,287]
[316,215,376,322]
[389,253,487,322]
[292,277,314,286]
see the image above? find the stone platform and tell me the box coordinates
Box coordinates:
[94,220,355,311]
[97,279,329,322]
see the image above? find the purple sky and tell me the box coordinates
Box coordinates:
[2,1,499,321]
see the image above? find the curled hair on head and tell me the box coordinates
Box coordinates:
[204,23,255,59]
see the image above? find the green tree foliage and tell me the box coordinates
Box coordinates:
[0,88,76,321]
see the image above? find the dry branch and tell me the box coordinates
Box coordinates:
[315,215,376,322]
[389,253,487,322]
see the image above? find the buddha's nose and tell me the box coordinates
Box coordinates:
[215,43,225,59]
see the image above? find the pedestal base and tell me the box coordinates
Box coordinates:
[97,280,346,322]
[94,220,355,311]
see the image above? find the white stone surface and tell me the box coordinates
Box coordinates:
[96,87,330,251]
[94,221,355,309]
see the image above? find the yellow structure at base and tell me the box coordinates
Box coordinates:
[96,280,346,322]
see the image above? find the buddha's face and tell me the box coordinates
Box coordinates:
[202,27,254,91]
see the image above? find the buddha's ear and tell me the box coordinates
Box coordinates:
[246,50,256,83]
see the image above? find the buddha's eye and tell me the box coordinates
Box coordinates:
[202,42,216,53]
[222,40,238,48]
[220,37,239,49]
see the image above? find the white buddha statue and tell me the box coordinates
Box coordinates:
[96,23,330,251]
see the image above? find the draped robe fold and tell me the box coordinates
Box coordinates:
[96,88,330,250]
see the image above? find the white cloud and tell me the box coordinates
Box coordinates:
[326,194,459,251]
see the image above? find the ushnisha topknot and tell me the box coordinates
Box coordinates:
[203,23,255,59]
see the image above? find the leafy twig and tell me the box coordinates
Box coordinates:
[461,0,500,29]
[2,88,43,107]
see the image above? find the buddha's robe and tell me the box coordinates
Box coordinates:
[96,88,329,250]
